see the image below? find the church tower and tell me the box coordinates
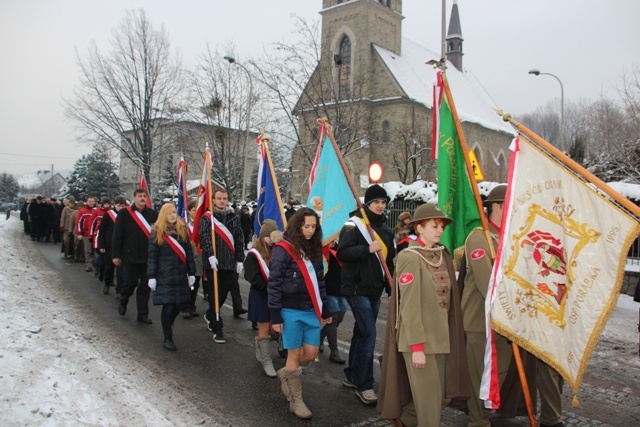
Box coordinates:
[446,0,464,71]
[320,0,404,100]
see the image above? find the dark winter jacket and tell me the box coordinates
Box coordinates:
[268,240,330,325]
[147,230,196,306]
[112,205,158,264]
[199,209,244,270]
[337,207,395,298]
[245,250,269,292]
[324,247,343,297]
[97,209,117,252]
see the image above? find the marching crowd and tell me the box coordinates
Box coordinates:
[19,184,565,427]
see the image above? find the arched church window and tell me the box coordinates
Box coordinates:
[382,121,391,143]
[337,35,351,100]
[497,153,507,182]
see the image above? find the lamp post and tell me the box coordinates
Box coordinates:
[224,55,253,202]
[528,68,565,150]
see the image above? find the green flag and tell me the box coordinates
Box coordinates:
[437,95,481,261]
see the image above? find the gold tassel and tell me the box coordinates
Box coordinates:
[572,394,580,407]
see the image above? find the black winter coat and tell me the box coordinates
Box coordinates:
[97,209,116,252]
[268,240,330,325]
[112,205,158,264]
[245,250,269,292]
[199,209,244,270]
[337,208,395,298]
[147,230,196,306]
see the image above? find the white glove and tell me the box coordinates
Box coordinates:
[188,275,195,290]
[148,278,157,291]
[208,256,218,271]
[236,262,244,274]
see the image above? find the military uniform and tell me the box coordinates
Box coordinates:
[395,240,452,427]
[462,224,513,426]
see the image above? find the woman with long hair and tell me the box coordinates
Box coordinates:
[246,219,282,377]
[147,203,196,351]
[268,208,331,419]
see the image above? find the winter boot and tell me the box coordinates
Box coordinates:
[325,321,345,364]
[285,368,312,419]
[257,337,277,377]
[254,336,261,362]
[277,368,291,401]
[319,326,326,353]
[163,330,176,351]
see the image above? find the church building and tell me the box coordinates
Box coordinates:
[290,0,514,201]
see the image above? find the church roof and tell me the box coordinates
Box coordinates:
[447,0,463,39]
[373,38,515,135]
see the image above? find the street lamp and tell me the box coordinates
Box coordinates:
[224,55,253,202]
[528,68,565,150]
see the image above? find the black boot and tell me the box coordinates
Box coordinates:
[163,330,176,351]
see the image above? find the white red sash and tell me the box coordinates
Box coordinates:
[107,210,117,222]
[165,234,187,264]
[248,248,270,281]
[205,212,235,253]
[127,206,151,238]
[276,241,322,322]
[349,215,387,279]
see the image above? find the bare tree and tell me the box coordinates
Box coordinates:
[64,9,184,191]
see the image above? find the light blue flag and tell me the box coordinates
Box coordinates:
[307,136,356,244]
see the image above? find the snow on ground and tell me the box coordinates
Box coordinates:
[0,215,210,426]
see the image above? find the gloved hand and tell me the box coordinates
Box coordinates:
[148,278,157,291]
[188,275,196,290]
[208,256,218,271]
[236,262,244,274]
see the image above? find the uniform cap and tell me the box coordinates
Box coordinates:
[408,203,452,226]
[484,184,507,206]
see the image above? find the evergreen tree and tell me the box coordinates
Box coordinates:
[66,145,122,200]
[0,172,19,201]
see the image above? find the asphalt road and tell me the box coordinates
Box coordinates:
[36,239,640,426]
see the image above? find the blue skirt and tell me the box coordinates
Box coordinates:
[247,287,270,323]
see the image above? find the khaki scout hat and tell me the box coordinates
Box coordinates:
[408,203,452,226]
[484,184,507,206]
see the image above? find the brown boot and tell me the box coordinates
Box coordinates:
[277,368,291,401]
[285,368,312,419]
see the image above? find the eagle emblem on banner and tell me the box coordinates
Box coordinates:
[503,198,600,329]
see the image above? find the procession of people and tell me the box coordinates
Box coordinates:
[18,182,567,427]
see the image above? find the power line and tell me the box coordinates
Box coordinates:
[0,152,79,160]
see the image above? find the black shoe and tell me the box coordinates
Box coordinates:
[251,321,258,331]
[212,332,226,344]
[85,267,93,272]
[137,317,153,325]
[190,309,199,318]
[118,302,126,316]
[163,332,176,351]
[233,308,247,318]
[204,313,212,331]
[102,285,109,295]
[98,275,104,282]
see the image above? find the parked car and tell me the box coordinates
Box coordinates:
[0,202,18,212]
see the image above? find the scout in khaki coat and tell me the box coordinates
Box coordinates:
[378,203,468,427]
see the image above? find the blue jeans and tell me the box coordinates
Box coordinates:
[344,295,380,391]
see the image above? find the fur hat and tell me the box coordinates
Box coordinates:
[484,184,507,206]
[259,219,279,239]
[364,184,389,205]
[408,203,452,226]
[398,211,412,223]
[270,230,284,243]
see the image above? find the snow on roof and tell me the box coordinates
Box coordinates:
[373,38,515,135]
[380,180,503,204]
[606,182,640,203]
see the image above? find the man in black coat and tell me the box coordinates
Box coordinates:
[240,206,252,249]
[112,189,158,324]
[98,196,126,296]
[199,189,245,343]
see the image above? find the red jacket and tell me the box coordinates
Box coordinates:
[75,205,96,237]
[89,207,107,243]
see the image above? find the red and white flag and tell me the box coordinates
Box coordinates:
[192,144,212,248]
[138,171,153,209]
[480,132,640,407]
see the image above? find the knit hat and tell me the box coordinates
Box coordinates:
[408,203,452,226]
[259,219,279,239]
[398,211,411,223]
[364,184,389,205]
[484,184,507,206]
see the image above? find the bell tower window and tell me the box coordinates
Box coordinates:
[337,35,352,101]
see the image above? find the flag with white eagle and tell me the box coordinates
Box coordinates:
[484,131,640,401]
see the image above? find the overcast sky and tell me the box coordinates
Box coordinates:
[1,0,638,176]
